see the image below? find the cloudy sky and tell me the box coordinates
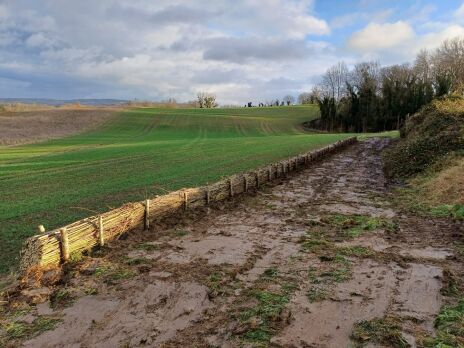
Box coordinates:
[1,0,464,104]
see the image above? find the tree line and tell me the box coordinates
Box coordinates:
[302,37,464,132]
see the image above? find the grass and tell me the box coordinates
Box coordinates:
[49,288,75,309]
[240,289,292,343]
[351,317,409,348]
[324,214,395,238]
[422,299,464,347]
[1,316,61,343]
[358,130,400,140]
[0,105,355,273]
[93,265,136,284]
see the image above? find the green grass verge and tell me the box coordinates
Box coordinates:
[0,105,354,273]
[422,299,464,347]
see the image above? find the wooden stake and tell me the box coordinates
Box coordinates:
[60,228,69,262]
[98,216,104,247]
[183,190,188,210]
[229,178,234,197]
[205,186,210,205]
[144,199,150,230]
[268,167,272,181]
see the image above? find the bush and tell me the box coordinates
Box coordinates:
[384,96,464,179]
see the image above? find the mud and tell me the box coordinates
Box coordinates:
[0,109,117,145]
[12,138,463,348]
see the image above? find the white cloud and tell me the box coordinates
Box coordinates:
[455,3,464,18]
[417,25,464,51]
[348,21,415,51]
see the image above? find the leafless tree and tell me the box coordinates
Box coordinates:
[321,62,349,101]
[283,95,295,105]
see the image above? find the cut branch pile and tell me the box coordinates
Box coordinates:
[19,137,357,273]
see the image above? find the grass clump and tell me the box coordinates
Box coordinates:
[351,317,409,347]
[263,267,279,278]
[174,229,189,237]
[2,316,61,341]
[422,299,464,347]
[430,204,464,220]
[337,246,373,258]
[307,286,329,302]
[125,257,148,266]
[239,275,297,345]
[50,289,75,309]
[320,267,351,283]
[326,214,395,237]
[94,265,135,284]
[240,289,291,343]
[206,273,226,297]
[136,243,160,252]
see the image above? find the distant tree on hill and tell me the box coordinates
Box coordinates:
[283,95,295,105]
[298,93,311,104]
[197,92,218,108]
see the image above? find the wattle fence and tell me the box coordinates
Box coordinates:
[20,137,357,273]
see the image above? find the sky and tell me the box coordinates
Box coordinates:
[1,0,464,104]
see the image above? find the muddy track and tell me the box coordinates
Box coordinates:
[18,138,463,347]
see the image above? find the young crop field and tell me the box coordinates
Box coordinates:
[0,105,353,273]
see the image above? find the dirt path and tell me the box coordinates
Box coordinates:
[18,138,463,347]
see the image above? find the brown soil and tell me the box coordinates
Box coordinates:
[0,109,119,145]
[4,138,463,347]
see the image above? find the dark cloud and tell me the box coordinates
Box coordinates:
[107,4,220,28]
[203,37,312,63]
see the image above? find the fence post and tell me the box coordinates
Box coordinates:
[268,166,272,181]
[229,178,234,197]
[184,190,188,210]
[144,199,150,230]
[205,186,210,205]
[98,216,104,246]
[60,228,69,262]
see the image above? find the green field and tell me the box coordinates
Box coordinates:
[0,105,353,273]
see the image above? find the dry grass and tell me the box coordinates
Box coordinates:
[421,157,464,205]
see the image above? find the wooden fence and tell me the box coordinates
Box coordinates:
[20,137,357,273]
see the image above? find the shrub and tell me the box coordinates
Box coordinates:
[384,96,464,179]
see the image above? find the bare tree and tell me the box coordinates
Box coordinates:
[283,95,295,105]
[298,92,311,104]
[321,62,349,101]
[431,37,464,94]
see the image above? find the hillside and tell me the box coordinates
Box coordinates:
[0,105,353,273]
[384,96,464,218]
